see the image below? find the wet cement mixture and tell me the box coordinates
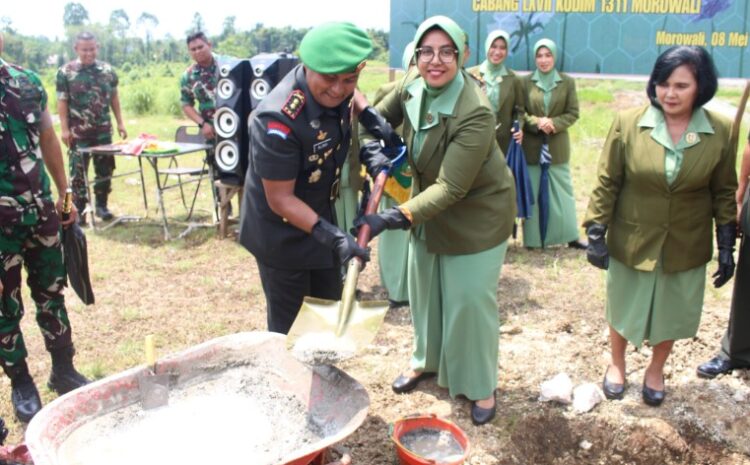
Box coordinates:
[57,363,326,465]
[399,427,465,462]
[291,331,358,365]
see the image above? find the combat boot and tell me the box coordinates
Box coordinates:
[47,345,90,395]
[94,193,114,221]
[2,361,42,423]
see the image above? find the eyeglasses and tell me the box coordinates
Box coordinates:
[416,47,458,64]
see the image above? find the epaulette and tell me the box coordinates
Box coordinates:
[282,90,305,119]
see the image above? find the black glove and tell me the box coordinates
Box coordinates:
[358,106,402,148]
[359,140,393,177]
[352,207,411,240]
[585,223,609,270]
[311,218,370,267]
[713,222,737,288]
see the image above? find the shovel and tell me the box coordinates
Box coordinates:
[287,166,395,365]
[138,335,169,410]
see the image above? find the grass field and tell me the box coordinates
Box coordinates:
[3,65,749,462]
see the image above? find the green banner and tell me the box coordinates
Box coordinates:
[390,0,749,77]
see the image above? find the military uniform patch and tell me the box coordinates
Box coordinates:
[282,90,305,119]
[309,169,322,183]
[267,121,291,139]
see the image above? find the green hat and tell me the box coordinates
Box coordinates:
[485,30,510,56]
[299,22,373,74]
[401,41,415,70]
[413,16,466,67]
[533,38,558,60]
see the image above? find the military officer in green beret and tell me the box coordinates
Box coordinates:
[57,31,127,223]
[239,22,394,334]
[584,46,736,406]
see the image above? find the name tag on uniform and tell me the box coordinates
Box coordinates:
[312,138,332,153]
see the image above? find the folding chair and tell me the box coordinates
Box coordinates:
[157,126,212,220]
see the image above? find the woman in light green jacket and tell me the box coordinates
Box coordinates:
[521,39,585,249]
[468,29,525,153]
[357,16,516,425]
[584,46,737,406]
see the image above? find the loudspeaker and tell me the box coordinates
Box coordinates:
[214,57,251,186]
[248,52,300,109]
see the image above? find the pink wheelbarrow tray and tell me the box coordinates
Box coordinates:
[25,332,369,465]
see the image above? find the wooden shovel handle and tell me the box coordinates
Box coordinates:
[356,170,388,248]
[731,80,750,153]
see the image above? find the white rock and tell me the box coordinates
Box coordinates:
[579,440,593,450]
[539,373,573,404]
[572,383,606,413]
[733,389,748,403]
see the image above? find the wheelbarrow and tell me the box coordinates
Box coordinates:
[25,332,369,465]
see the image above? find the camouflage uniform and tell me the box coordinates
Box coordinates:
[179,53,218,127]
[0,58,72,368]
[56,59,119,201]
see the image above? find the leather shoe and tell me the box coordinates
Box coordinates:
[696,356,749,379]
[602,369,625,400]
[642,377,666,407]
[471,392,497,426]
[391,371,434,394]
[568,240,588,250]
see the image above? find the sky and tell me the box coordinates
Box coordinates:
[2,0,391,39]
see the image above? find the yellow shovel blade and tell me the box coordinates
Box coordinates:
[287,297,389,365]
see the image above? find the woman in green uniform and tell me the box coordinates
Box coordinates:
[521,39,585,249]
[468,29,524,153]
[584,46,737,406]
[357,16,516,425]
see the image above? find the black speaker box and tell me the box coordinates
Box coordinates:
[248,52,300,109]
[214,57,250,186]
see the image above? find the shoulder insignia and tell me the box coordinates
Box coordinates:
[282,89,305,119]
[267,121,291,140]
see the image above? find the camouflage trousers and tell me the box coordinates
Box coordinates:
[0,217,71,368]
[69,137,115,202]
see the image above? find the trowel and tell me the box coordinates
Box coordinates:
[287,166,396,364]
[137,335,169,409]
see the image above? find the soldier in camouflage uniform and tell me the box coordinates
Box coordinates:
[0,33,89,423]
[180,31,217,141]
[57,31,127,223]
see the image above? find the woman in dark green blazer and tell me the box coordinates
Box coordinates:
[357,16,516,425]
[467,29,525,153]
[584,46,737,406]
[521,39,585,249]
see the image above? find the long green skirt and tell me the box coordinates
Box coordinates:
[606,257,706,347]
[378,196,409,302]
[522,163,580,248]
[408,236,508,400]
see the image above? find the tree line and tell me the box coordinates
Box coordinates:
[0,2,389,72]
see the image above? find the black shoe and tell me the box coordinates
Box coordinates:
[642,377,666,407]
[95,205,114,221]
[388,299,409,307]
[47,346,90,395]
[602,368,626,400]
[568,240,588,250]
[391,371,434,394]
[11,373,42,423]
[471,392,497,426]
[696,356,749,379]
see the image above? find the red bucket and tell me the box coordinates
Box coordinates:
[391,414,470,465]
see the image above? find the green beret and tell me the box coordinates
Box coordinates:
[299,22,373,74]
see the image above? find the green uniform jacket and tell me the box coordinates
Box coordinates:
[361,70,516,255]
[466,65,525,153]
[584,105,737,273]
[521,72,579,165]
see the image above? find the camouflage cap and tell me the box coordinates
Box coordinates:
[299,22,373,74]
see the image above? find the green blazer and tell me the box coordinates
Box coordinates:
[521,72,579,165]
[361,70,516,255]
[584,105,737,273]
[467,66,525,153]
